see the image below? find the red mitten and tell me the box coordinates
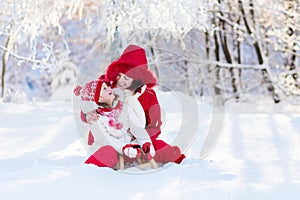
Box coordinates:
[142,142,155,159]
[80,111,88,123]
[87,130,94,145]
[122,144,141,158]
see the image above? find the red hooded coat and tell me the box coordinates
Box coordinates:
[104,44,185,163]
[79,44,185,164]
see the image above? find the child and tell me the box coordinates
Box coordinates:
[74,77,155,169]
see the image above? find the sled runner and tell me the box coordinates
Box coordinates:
[117,149,159,172]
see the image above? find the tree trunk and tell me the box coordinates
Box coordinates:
[1,36,10,98]
[239,0,280,103]
[286,0,298,84]
[237,17,242,93]
[149,46,160,81]
[213,18,221,97]
[217,0,238,100]
[218,20,237,98]
[205,32,210,59]
[147,31,160,81]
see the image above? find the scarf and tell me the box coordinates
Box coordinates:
[96,101,124,130]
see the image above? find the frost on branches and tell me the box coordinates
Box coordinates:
[0,0,299,103]
[0,0,90,101]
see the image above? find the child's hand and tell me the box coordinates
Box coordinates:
[86,110,98,124]
[122,144,141,158]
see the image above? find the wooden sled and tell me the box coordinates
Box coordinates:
[118,153,159,171]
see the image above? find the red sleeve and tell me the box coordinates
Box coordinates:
[80,112,94,145]
[80,111,88,123]
[138,88,162,139]
[88,130,94,145]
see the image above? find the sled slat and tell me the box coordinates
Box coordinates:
[119,154,124,170]
[149,158,158,169]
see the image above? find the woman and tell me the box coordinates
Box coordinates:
[74,77,155,169]
[82,45,185,164]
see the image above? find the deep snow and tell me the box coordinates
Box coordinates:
[1,91,300,200]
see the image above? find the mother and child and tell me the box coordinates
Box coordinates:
[74,44,185,169]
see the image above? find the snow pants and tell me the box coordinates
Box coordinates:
[152,139,186,164]
[85,145,119,168]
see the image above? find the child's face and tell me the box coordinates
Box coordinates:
[116,73,134,90]
[98,82,115,104]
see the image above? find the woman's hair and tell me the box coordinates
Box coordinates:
[127,79,144,94]
[97,102,111,108]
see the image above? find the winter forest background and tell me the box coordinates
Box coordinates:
[1,1,300,199]
[0,0,299,104]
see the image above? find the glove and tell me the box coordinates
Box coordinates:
[122,144,141,158]
[142,142,155,159]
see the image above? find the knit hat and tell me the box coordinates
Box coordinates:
[94,79,105,103]
[73,75,107,103]
[105,45,157,88]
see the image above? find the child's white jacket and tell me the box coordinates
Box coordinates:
[87,87,152,155]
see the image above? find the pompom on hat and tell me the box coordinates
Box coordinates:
[105,45,157,88]
[73,75,108,103]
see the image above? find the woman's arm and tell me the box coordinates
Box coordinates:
[127,105,155,157]
[138,88,162,140]
[129,122,155,157]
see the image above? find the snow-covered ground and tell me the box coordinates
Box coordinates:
[1,91,300,200]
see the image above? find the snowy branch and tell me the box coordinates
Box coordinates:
[189,59,266,70]
[0,43,57,69]
[0,45,42,64]
[216,13,246,32]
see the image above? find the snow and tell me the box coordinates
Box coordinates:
[1,91,300,200]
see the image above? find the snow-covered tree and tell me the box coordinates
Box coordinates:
[193,0,300,103]
[0,0,99,101]
[0,0,299,104]
[50,47,78,101]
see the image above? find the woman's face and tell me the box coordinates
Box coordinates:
[116,73,134,90]
[98,82,115,105]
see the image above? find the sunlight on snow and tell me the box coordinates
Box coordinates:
[48,140,86,159]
